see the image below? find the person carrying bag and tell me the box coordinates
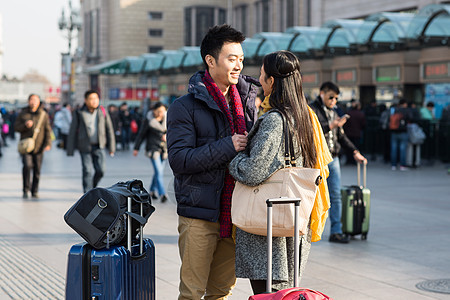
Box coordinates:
[17,111,45,154]
[231,109,321,237]
[229,50,332,294]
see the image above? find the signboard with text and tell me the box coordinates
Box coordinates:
[375,66,401,82]
[301,72,319,86]
[423,62,450,80]
[109,88,150,100]
[334,69,357,85]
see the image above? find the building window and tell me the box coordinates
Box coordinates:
[278,0,297,31]
[286,0,295,28]
[234,5,248,35]
[148,29,163,37]
[84,8,100,62]
[148,46,163,53]
[148,11,163,20]
[255,0,271,32]
[184,6,227,46]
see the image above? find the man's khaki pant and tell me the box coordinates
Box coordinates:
[178,216,236,300]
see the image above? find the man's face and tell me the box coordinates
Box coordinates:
[85,93,100,111]
[320,90,339,109]
[28,95,40,112]
[207,42,244,90]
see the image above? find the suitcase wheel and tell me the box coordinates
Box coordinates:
[361,233,367,240]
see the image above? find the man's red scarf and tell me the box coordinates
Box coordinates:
[202,70,247,238]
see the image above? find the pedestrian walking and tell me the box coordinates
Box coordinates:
[133,102,168,203]
[309,82,367,243]
[53,104,72,149]
[389,99,411,170]
[14,94,52,198]
[66,90,116,193]
[119,102,132,150]
[167,24,260,299]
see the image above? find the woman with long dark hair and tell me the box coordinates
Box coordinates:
[229,50,332,294]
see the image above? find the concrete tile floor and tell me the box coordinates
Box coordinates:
[1,138,449,299]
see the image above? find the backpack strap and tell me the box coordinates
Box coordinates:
[100,105,106,117]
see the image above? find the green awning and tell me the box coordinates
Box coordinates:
[253,32,295,57]
[141,53,164,73]
[85,56,145,75]
[85,59,126,75]
[286,27,322,54]
[407,4,450,40]
[179,46,203,68]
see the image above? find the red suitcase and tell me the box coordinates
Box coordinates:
[248,198,333,300]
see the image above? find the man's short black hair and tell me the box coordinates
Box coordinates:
[319,81,340,94]
[200,24,245,70]
[84,90,99,100]
[28,94,39,101]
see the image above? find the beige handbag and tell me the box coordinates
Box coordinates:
[18,111,45,155]
[231,110,322,237]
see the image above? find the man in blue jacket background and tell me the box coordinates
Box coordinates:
[167,25,260,299]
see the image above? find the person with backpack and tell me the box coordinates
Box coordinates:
[389,98,411,171]
[66,90,116,192]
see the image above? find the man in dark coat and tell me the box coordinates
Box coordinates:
[67,90,116,192]
[309,82,367,244]
[344,100,366,165]
[167,25,260,299]
[15,94,52,198]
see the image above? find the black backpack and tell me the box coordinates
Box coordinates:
[64,179,155,249]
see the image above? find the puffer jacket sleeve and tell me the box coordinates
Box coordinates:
[229,112,284,186]
[167,98,237,175]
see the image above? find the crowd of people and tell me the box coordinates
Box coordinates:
[1,24,450,298]
[0,96,168,200]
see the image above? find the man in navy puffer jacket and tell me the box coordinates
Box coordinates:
[167,25,260,299]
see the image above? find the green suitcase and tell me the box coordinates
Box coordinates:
[341,163,370,240]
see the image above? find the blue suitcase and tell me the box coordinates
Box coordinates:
[66,197,156,300]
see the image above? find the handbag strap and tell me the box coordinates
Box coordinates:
[270,109,297,167]
[32,111,46,141]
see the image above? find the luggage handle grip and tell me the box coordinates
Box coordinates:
[266,198,301,293]
[357,162,367,188]
[127,196,145,256]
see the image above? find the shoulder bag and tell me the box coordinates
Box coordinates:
[231,110,322,237]
[18,111,45,154]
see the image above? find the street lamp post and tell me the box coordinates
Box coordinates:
[58,0,81,105]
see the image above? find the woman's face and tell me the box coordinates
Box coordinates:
[259,65,274,97]
[153,106,166,119]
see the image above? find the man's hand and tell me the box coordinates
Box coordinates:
[330,117,347,129]
[232,133,248,152]
[25,120,33,128]
[133,150,139,157]
[353,151,367,164]
[161,134,166,142]
[109,152,115,157]
[44,145,51,152]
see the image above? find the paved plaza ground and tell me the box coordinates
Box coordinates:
[0,137,449,299]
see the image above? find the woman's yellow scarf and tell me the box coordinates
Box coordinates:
[261,95,333,242]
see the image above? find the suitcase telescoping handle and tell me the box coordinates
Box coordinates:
[127,196,144,255]
[357,162,367,188]
[266,198,301,293]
